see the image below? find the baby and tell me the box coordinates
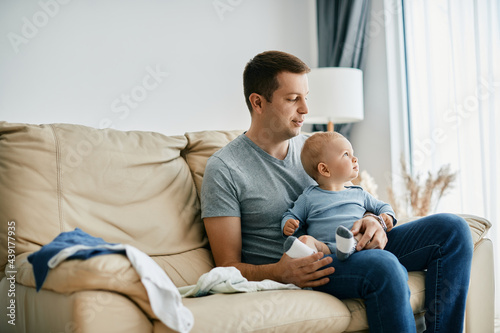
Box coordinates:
[281,131,396,260]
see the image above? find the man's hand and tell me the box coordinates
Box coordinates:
[380,213,395,232]
[204,216,334,289]
[351,215,388,251]
[277,235,334,288]
[283,218,300,236]
[277,251,335,288]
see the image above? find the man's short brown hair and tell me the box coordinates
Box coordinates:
[243,51,310,112]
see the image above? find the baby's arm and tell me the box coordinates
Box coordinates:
[283,218,300,236]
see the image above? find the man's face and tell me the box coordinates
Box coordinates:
[263,71,309,139]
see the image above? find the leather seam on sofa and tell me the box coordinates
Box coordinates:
[49,124,64,232]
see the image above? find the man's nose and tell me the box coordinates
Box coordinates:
[300,99,309,114]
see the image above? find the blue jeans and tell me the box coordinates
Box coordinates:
[313,213,473,333]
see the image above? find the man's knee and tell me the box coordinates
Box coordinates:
[434,214,472,243]
[363,250,409,292]
[427,214,473,261]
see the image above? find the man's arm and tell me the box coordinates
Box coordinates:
[204,216,335,288]
[351,215,391,250]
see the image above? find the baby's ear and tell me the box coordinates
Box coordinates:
[317,162,330,177]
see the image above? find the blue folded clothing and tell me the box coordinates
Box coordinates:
[27,228,125,291]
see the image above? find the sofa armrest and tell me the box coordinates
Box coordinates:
[466,237,495,333]
[456,214,492,246]
[398,214,494,332]
[397,214,491,246]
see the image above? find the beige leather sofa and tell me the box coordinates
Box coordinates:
[0,122,494,333]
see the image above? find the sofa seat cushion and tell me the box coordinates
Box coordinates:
[15,248,425,333]
[0,279,152,333]
[15,252,157,320]
[153,271,426,333]
[155,289,352,333]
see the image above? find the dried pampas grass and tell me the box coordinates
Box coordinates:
[387,157,457,217]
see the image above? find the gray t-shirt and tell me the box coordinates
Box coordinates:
[201,133,315,265]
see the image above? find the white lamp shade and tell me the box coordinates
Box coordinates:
[306,67,364,124]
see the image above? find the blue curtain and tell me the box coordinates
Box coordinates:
[315,0,370,138]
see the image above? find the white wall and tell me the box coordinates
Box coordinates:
[0,0,401,199]
[0,0,316,135]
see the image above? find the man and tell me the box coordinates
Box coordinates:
[201,50,473,332]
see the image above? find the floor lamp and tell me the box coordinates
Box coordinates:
[306,67,365,132]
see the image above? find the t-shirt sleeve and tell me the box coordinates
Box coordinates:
[201,155,241,219]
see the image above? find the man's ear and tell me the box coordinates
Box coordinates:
[317,162,330,177]
[249,93,264,114]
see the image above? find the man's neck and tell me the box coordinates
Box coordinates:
[245,128,290,160]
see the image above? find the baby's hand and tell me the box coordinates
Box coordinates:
[283,219,300,236]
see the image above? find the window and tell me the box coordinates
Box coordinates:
[402,0,500,322]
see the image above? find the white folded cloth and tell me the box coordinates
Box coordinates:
[178,266,299,297]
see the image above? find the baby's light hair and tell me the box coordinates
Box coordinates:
[301,131,345,181]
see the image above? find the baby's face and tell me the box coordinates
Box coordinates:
[323,137,359,182]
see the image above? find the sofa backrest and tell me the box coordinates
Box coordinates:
[182,130,244,197]
[0,122,240,278]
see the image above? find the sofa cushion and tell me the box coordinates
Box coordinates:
[0,122,206,278]
[183,130,243,197]
[457,214,492,246]
[152,248,214,287]
[14,252,157,318]
[155,290,352,333]
[0,278,152,333]
[14,249,426,333]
